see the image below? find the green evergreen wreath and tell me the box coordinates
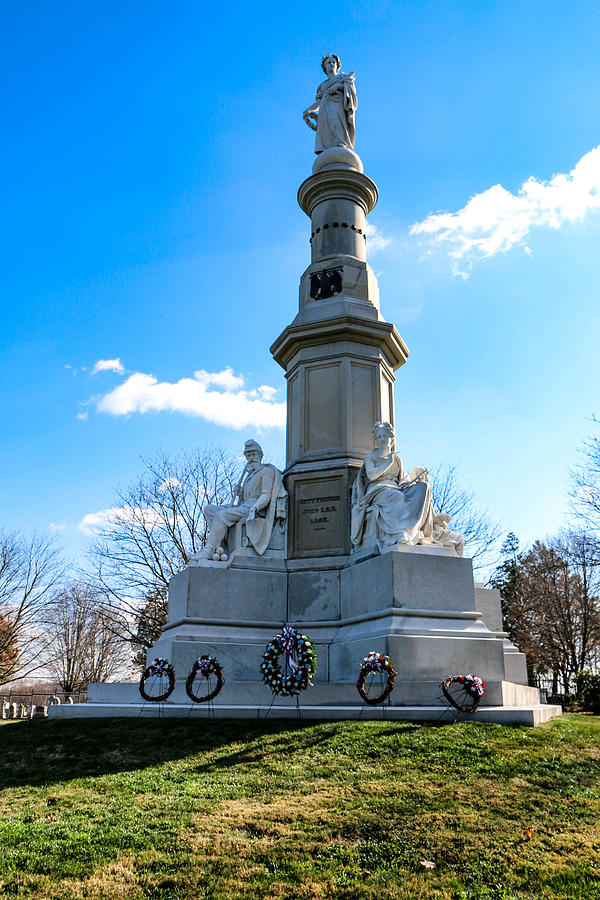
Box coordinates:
[260,626,317,696]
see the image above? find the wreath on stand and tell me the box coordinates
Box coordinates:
[356,651,397,705]
[442,673,486,712]
[185,655,224,703]
[139,657,175,702]
[260,626,317,696]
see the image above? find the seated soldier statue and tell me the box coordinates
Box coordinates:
[195,439,285,560]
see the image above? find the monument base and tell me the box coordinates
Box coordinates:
[49,549,560,726]
[49,700,560,728]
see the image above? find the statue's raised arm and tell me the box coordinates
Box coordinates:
[303,54,357,154]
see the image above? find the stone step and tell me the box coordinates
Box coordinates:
[88,679,540,708]
[48,702,562,727]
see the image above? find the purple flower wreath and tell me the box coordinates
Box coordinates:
[260,626,317,696]
[139,657,175,702]
[185,655,224,703]
[356,651,397,705]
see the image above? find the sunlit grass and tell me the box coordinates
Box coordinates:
[0,715,598,898]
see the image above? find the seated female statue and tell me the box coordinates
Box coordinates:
[351,421,435,551]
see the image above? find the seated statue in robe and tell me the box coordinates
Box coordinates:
[195,440,286,560]
[351,421,435,552]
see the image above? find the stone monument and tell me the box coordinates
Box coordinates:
[49,57,560,725]
[194,440,287,562]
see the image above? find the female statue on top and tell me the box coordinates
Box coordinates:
[351,422,463,556]
[303,54,357,153]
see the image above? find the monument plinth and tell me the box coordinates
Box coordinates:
[49,56,561,726]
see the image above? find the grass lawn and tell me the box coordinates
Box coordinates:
[0,715,599,899]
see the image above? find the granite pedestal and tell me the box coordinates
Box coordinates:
[50,548,561,725]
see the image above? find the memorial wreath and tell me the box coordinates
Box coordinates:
[260,626,317,696]
[185,655,224,703]
[139,657,175,702]
[442,673,486,712]
[356,650,397,705]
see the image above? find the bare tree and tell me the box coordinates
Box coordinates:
[552,531,600,675]
[43,582,129,694]
[0,614,19,683]
[571,417,600,531]
[0,531,63,684]
[429,463,502,570]
[492,532,600,692]
[89,446,241,660]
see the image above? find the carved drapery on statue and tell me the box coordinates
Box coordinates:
[303,54,357,153]
[196,440,286,560]
[350,422,465,557]
[351,453,434,550]
[241,463,285,555]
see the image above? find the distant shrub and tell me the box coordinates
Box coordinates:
[575,671,600,714]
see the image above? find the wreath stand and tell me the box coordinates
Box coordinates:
[185,658,224,720]
[187,682,217,720]
[435,690,461,722]
[355,652,396,718]
[260,626,316,719]
[188,698,216,719]
[437,674,485,720]
[357,671,391,720]
[138,674,171,718]
[262,652,303,720]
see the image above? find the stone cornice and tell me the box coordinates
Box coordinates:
[270,314,409,371]
[298,169,379,217]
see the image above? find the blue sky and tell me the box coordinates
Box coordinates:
[2,0,600,559]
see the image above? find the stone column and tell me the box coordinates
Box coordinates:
[271,148,409,558]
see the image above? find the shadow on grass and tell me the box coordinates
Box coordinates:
[0,717,422,790]
[189,721,424,775]
[4,716,595,798]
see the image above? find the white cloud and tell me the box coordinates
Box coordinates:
[92,358,125,375]
[49,522,66,532]
[95,367,285,430]
[257,385,277,400]
[410,144,600,276]
[194,366,244,391]
[158,477,182,492]
[78,507,123,535]
[78,505,165,536]
[365,222,392,253]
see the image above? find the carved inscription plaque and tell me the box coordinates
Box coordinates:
[294,475,345,555]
